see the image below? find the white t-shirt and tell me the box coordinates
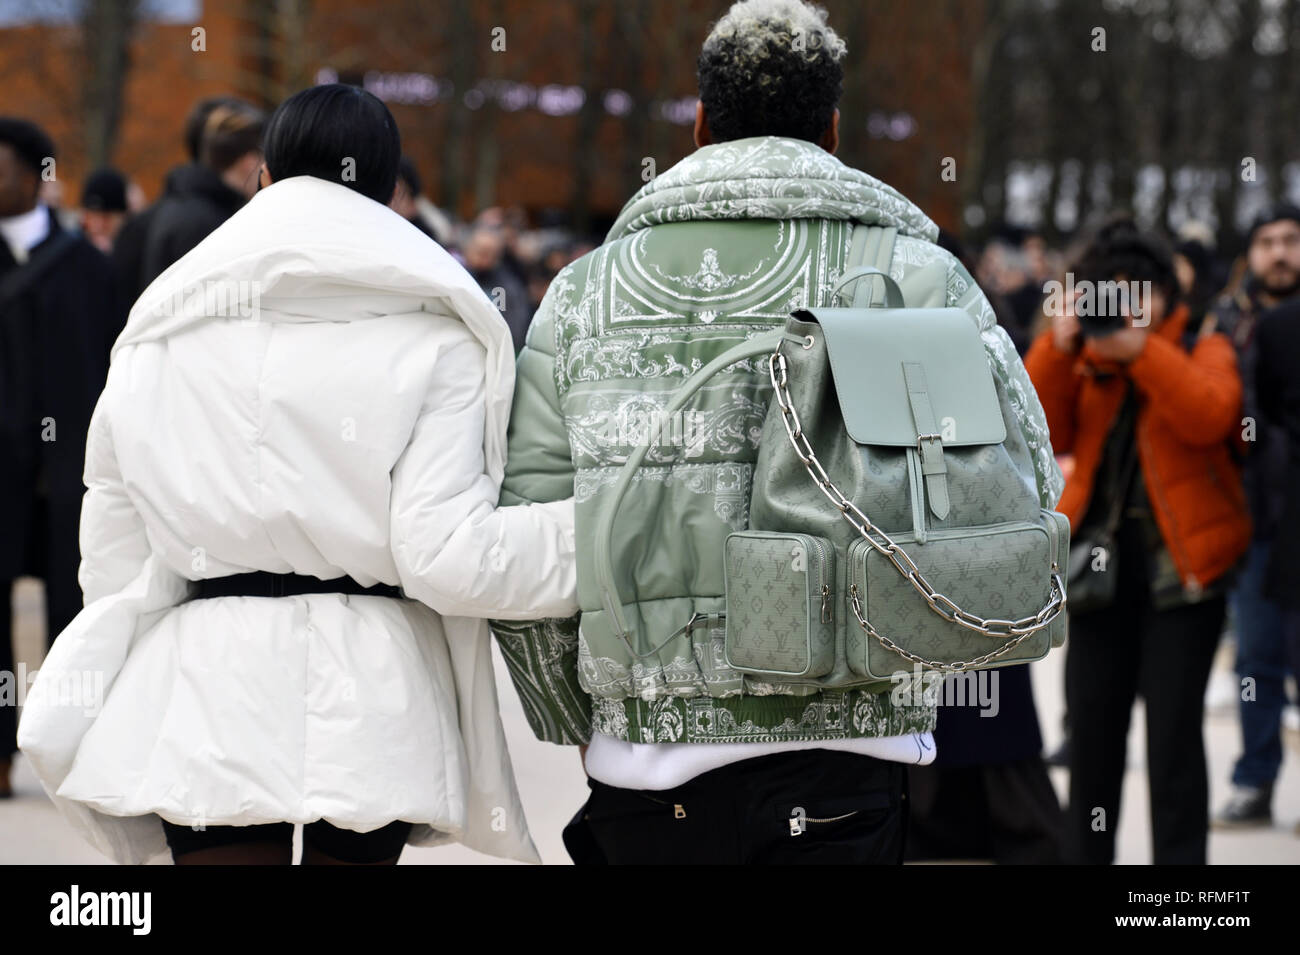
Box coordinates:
[0,204,50,264]
[584,730,936,791]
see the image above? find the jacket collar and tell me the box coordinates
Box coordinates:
[606,136,939,243]
[114,175,515,482]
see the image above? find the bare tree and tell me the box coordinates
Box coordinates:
[81,0,139,167]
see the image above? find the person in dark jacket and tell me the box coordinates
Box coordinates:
[0,118,126,797]
[112,96,245,304]
[905,665,1065,864]
[78,167,129,254]
[138,100,264,289]
[1210,204,1300,829]
[1251,298,1300,838]
[1025,217,1250,865]
[463,223,531,353]
[390,156,437,240]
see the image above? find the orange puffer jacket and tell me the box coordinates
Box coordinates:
[1025,304,1251,593]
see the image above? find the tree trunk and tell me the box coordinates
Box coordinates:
[440,0,476,217]
[81,0,138,168]
[569,0,602,233]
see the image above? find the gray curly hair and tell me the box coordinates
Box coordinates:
[697,0,847,144]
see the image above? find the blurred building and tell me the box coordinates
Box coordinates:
[0,0,978,231]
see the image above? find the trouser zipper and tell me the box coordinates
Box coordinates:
[789,808,857,836]
[632,792,687,818]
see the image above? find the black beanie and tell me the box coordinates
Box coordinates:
[1246,202,1300,246]
[81,167,128,213]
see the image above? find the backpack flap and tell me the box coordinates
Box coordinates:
[794,304,1006,523]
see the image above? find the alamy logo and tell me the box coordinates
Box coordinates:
[1041,272,1154,325]
[49,885,151,935]
[889,664,1001,716]
[156,279,262,323]
[2,664,102,716]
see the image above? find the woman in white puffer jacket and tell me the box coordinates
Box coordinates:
[17,85,576,864]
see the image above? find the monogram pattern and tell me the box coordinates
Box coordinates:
[847,524,1062,679]
[723,532,836,676]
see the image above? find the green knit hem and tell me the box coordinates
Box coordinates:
[589,689,936,744]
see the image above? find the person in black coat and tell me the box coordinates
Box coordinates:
[904,664,1066,864]
[462,224,532,353]
[112,96,246,305]
[1253,299,1300,710]
[0,118,127,795]
[139,100,264,288]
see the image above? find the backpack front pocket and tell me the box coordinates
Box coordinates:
[846,521,1058,680]
[723,531,836,680]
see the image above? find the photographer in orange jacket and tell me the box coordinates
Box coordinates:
[1025,217,1250,864]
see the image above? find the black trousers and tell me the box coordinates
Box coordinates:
[1,582,13,758]
[1064,526,1225,864]
[905,758,1065,864]
[159,818,413,864]
[564,748,908,865]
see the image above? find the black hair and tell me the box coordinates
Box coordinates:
[696,4,845,144]
[262,84,400,204]
[1075,215,1180,304]
[1174,238,1221,320]
[1246,202,1300,246]
[0,117,56,177]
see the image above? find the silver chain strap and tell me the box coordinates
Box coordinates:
[769,346,1066,672]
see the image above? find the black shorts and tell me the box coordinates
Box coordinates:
[159,817,413,864]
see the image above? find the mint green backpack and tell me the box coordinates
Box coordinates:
[593,225,1068,685]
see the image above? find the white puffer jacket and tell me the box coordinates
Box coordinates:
[17,176,576,865]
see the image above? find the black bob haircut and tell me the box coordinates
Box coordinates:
[262,84,400,204]
[0,117,56,177]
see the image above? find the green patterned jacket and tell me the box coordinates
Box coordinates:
[490,136,1063,746]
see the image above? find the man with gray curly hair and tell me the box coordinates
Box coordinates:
[695,0,846,149]
[492,0,1061,864]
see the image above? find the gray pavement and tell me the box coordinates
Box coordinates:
[3,578,1298,864]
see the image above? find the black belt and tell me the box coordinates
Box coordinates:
[192,570,403,600]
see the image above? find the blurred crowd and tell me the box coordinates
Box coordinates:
[32,97,600,354]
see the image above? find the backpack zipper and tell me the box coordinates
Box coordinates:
[793,534,833,623]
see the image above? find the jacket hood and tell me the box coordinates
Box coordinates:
[117,174,515,481]
[606,136,939,243]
